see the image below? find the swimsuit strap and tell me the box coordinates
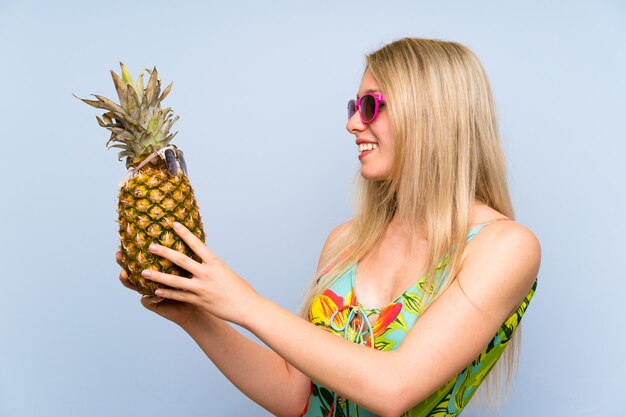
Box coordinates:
[467,217,514,243]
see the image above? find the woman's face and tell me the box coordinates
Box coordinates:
[346,70,395,181]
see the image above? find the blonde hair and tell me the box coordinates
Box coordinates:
[299,38,519,409]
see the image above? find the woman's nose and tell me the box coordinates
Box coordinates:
[346,111,366,134]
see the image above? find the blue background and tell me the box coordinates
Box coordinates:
[1,1,625,416]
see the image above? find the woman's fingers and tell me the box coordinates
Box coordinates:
[147,243,205,276]
[116,250,124,267]
[141,295,165,305]
[119,268,138,291]
[171,222,218,264]
[151,287,198,304]
[141,269,197,293]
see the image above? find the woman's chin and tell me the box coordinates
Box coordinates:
[360,169,390,181]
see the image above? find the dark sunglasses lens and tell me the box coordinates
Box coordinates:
[347,100,356,120]
[360,95,376,122]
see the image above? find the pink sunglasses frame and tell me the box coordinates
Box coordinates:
[347,93,386,124]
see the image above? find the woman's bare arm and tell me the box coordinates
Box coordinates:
[174,221,352,416]
[182,312,310,417]
[144,220,539,417]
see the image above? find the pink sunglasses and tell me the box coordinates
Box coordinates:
[347,93,386,124]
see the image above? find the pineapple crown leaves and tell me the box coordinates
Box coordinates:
[74,62,179,168]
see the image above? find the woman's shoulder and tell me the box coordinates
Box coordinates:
[328,219,353,239]
[314,220,354,276]
[467,204,541,269]
[468,216,540,259]
[458,217,541,323]
[319,219,353,255]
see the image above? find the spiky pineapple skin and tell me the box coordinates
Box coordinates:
[118,163,205,295]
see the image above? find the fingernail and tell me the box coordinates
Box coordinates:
[148,244,157,252]
[173,222,181,230]
[142,270,152,277]
[154,289,164,296]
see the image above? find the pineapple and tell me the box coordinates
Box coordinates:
[76,63,205,295]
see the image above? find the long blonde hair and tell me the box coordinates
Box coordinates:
[299,38,518,408]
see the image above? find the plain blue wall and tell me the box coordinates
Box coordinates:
[1,1,624,416]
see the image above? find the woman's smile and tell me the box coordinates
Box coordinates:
[356,139,379,159]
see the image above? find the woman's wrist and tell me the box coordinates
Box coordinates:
[179,290,267,335]
[238,292,270,331]
[181,308,218,335]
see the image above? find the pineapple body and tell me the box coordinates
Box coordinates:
[118,162,205,295]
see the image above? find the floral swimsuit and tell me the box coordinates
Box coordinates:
[300,218,537,417]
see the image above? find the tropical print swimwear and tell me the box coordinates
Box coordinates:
[300,218,537,417]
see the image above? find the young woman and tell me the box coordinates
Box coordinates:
[117,38,541,417]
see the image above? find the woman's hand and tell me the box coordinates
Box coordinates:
[117,250,196,327]
[138,222,261,327]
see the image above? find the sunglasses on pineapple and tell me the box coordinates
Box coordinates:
[347,93,386,124]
